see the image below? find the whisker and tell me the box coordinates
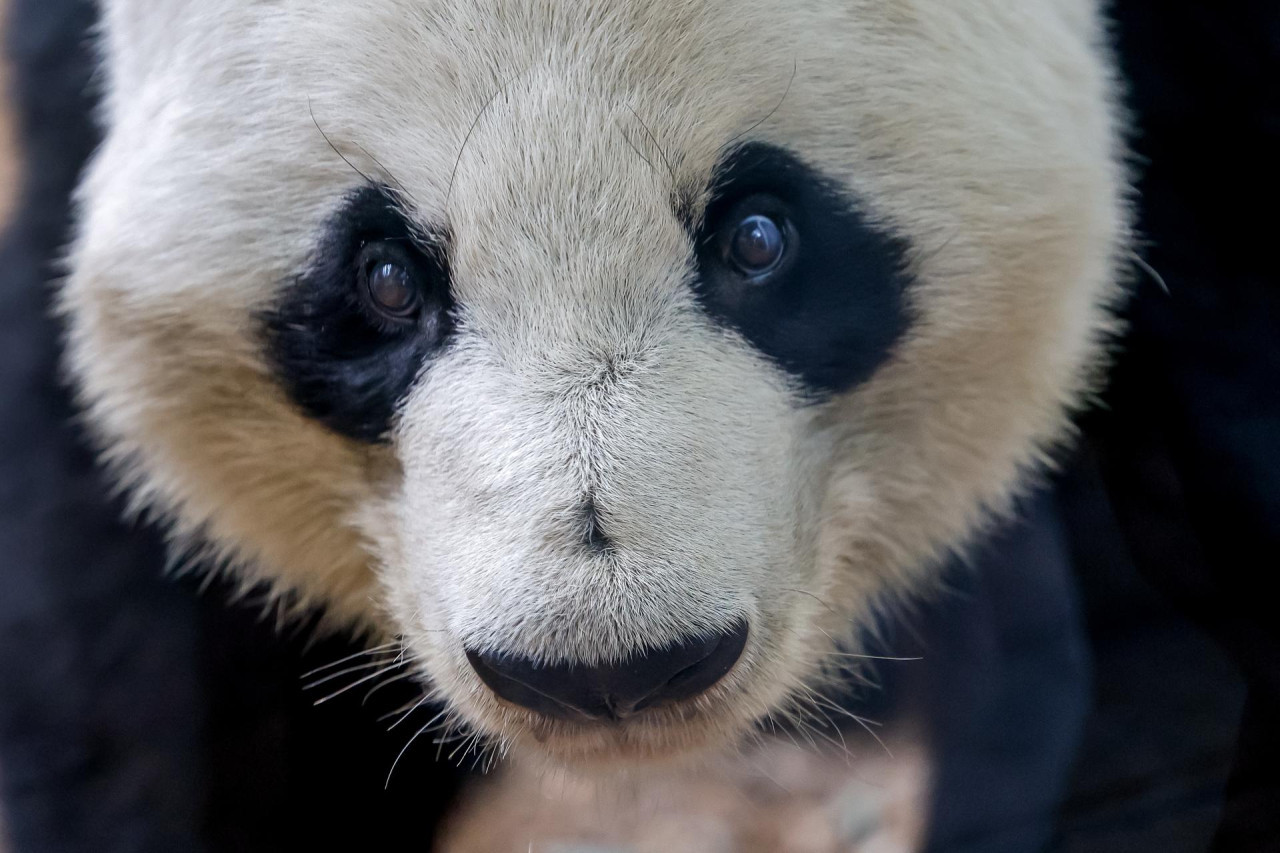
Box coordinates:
[724,58,798,151]
[434,719,456,763]
[448,730,483,763]
[795,686,851,758]
[393,704,447,734]
[805,691,894,760]
[767,706,817,753]
[378,695,430,725]
[1131,251,1170,294]
[313,663,407,705]
[386,717,437,789]
[789,702,850,759]
[300,641,400,679]
[302,657,401,690]
[362,670,417,706]
[625,104,676,181]
[742,743,793,795]
[825,651,923,663]
[354,142,414,203]
[615,119,656,174]
[446,65,532,211]
[781,586,843,619]
[434,730,470,746]
[308,97,375,185]
[805,618,922,664]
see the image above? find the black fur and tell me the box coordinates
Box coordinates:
[690,142,912,397]
[0,1,205,848]
[1058,2,1280,849]
[263,185,453,443]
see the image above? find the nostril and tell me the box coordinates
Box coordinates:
[465,619,749,721]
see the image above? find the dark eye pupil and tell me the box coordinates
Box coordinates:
[366,261,416,316]
[729,214,785,275]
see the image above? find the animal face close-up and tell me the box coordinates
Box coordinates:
[60,0,1123,771]
[8,0,1280,848]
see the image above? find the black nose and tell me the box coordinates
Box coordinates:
[465,620,748,721]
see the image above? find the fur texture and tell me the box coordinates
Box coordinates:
[62,0,1127,766]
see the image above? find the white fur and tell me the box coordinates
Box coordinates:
[64,0,1127,765]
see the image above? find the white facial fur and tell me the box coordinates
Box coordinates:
[64,0,1127,765]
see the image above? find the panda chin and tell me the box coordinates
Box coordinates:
[497,701,757,770]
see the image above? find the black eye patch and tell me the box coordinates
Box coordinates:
[262,185,452,443]
[689,143,913,398]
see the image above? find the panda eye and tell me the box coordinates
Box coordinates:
[725,213,787,277]
[711,196,795,282]
[357,242,422,323]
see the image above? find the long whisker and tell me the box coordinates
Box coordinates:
[805,690,894,760]
[615,118,656,174]
[300,641,400,679]
[378,694,430,725]
[781,586,844,620]
[724,58,798,151]
[392,703,446,734]
[308,97,375,184]
[1131,251,1170,294]
[386,718,437,789]
[362,670,417,706]
[825,651,923,663]
[302,657,401,690]
[313,662,408,705]
[446,64,532,211]
[625,104,676,181]
[354,142,415,203]
[795,685,851,758]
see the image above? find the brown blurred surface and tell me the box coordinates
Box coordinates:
[438,738,927,853]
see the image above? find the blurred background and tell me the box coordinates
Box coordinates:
[1,1,1277,852]
[3,0,20,845]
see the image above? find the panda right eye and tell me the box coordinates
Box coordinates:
[356,242,423,324]
[263,185,454,443]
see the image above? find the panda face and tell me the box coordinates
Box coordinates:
[64,0,1126,765]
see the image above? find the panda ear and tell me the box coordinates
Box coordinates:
[94,0,204,124]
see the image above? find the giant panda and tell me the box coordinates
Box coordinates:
[63,0,1124,760]
[69,0,1128,841]
[4,0,1277,849]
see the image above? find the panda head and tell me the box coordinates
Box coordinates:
[63,0,1126,768]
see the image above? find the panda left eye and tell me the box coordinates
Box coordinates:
[726,214,787,276]
[713,198,795,282]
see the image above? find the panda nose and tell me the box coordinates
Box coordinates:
[465,620,749,721]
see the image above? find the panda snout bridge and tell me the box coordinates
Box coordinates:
[465,620,749,721]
